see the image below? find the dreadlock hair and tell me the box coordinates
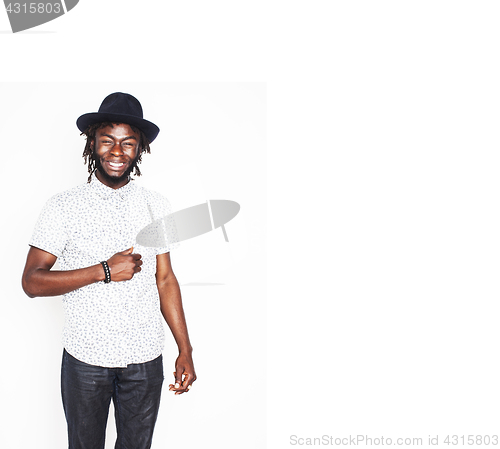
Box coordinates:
[81,122,151,183]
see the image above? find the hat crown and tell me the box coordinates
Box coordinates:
[98,92,143,118]
[76,92,160,142]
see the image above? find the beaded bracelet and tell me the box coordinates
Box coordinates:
[100,261,111,283]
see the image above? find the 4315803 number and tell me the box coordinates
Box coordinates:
[5,3,62,14]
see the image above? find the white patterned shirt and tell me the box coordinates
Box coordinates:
[29,175,178,368]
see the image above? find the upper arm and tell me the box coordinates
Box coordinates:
[22,246,58,293]
[155,252,175,286]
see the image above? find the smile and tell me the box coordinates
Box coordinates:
[107,161,125,169]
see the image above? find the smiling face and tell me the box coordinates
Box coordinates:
[92,123,141,189]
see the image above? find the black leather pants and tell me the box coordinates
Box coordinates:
[61,349,164,449]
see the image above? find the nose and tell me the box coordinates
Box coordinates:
[110,142,124,156]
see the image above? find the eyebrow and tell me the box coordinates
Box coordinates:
[100,133,138,141]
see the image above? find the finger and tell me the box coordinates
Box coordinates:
[122,247,134,255]
[181,372,195,389]
[174,371,183,389]
[169,371,193,394]
[175,372,195,394]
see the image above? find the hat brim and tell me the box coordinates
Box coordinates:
[77,112,160,143]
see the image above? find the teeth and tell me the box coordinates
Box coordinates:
[109,162,124,167]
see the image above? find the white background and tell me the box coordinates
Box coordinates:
[2,1,500,448]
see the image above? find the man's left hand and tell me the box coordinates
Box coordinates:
[168,352,196,395]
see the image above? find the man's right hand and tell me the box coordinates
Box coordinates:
[22,246,143,298]
[107,247,143,281]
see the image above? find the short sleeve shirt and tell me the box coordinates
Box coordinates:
[29,175,179,368]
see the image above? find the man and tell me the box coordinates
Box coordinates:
[22,92,196,449]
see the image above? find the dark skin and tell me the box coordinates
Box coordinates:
[22,123,196,395]
[92,123,140,189]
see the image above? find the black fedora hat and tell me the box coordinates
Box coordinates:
[76,92,160,143]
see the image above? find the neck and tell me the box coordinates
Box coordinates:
[95,169,130,190]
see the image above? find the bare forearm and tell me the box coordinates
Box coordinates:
[22,246,143,298]
[22,264,105,298]
[158,277,193,354]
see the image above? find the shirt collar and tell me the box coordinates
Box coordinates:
[89,173,135,200]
